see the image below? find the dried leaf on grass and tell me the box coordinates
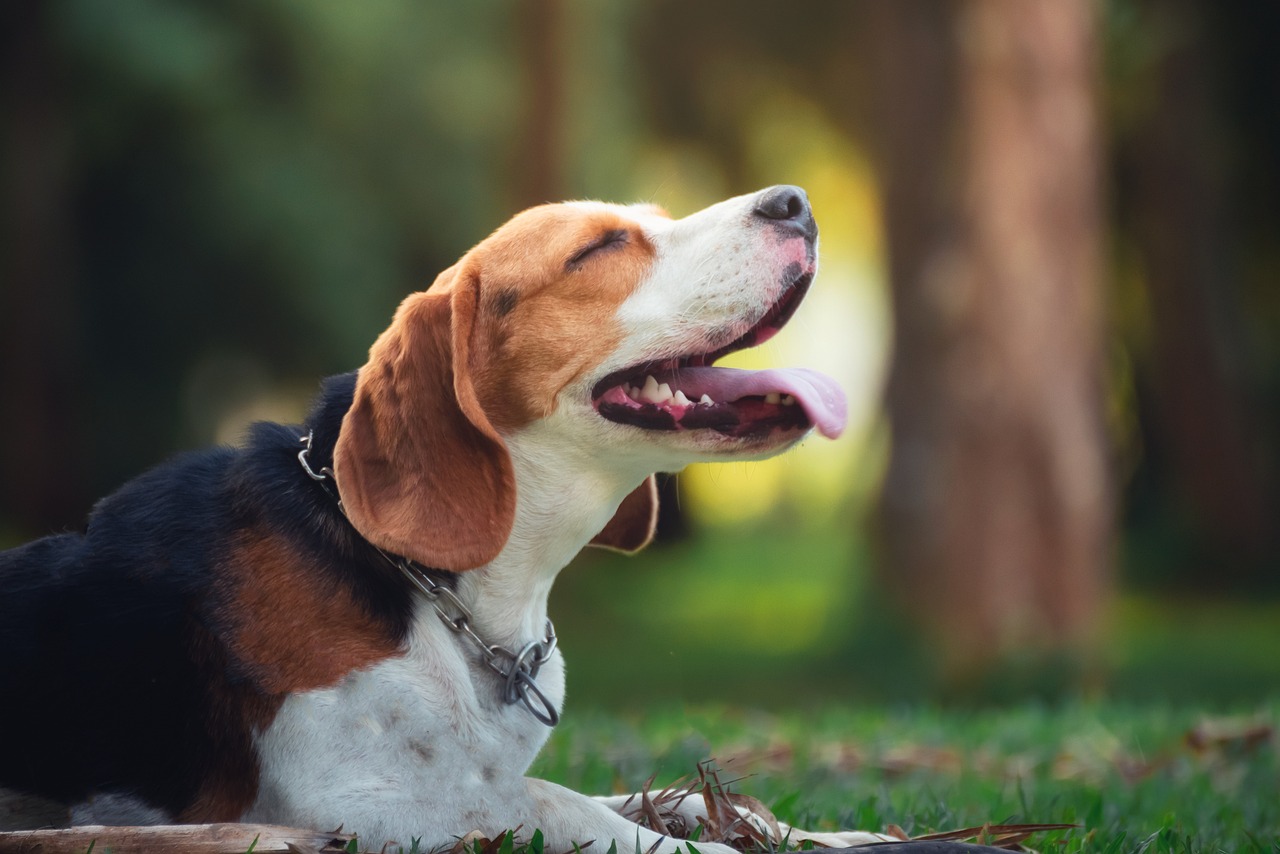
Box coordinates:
[639,777,674,837]
[622,759,1073,852]
[442,827,532,854]
[882,824,911,841]
[910,822,1077,851]
[700,762,781,849]
[614,761,785,850]
[1184,716,1274,753]
[718,712,1276,791]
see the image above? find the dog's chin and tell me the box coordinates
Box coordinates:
[586,411,811,470]
[683,423,811,461]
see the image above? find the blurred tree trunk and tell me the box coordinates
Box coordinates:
[513,0,565,210]
[867,1,1112,679]
[0,3,88,538]
[1128,0,1275,585]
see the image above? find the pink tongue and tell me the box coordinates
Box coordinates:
[672,366,848,439]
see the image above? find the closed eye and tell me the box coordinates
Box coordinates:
[567,229,629,269]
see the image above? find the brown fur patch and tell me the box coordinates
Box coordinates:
[408,739,436,764]
[222,533,401,695]
[589,475,658,553]
[181,533,402,820]
[178,620,285,822]
[335,284,517,572]
[464,206,658,431]
[490,287,519,317]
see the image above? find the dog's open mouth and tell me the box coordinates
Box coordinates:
[590,270,847,440]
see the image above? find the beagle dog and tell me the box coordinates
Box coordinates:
[0,187,898,851]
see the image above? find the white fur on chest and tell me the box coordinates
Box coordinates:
[244,599,564,842]
[241,421,643,847]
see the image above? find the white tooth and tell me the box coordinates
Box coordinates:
[765,392,781,405]
[672,390,691,407]
[656,382,673,402]
[700,394,714,405]
[781,394,796,406]
[640,375,664,404]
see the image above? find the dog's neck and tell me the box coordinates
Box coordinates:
[455,421,650,649]
[304,378,648,651]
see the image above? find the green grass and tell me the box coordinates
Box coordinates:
[535,526,1280,851]
[531,700,1279,853]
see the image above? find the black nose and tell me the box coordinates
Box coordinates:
[752,185,817,241]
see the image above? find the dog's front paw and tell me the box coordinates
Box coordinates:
[778,826,901,847]
[610,788,896,849]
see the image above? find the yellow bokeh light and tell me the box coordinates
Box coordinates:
[662,89,893,528]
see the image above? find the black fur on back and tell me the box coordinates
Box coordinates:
[0,372,431,817]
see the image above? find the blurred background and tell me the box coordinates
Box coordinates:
[2,0,1277,709]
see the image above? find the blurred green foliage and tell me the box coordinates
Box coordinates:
[41,2,524,466]
[555,526,1280,710]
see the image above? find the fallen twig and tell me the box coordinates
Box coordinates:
[0,823,353,854]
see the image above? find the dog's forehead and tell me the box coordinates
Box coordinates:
[458,201,667,296]
[479,202,665,254]
[564,200,670,224]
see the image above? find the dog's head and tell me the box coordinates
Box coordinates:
[334,186,846,571]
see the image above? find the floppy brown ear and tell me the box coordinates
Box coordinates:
[589,475,658,553]
[333,269,515,572]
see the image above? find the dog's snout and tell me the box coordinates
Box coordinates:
[752,185,817,242]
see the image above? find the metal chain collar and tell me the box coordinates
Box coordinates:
[298,431,560,726]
